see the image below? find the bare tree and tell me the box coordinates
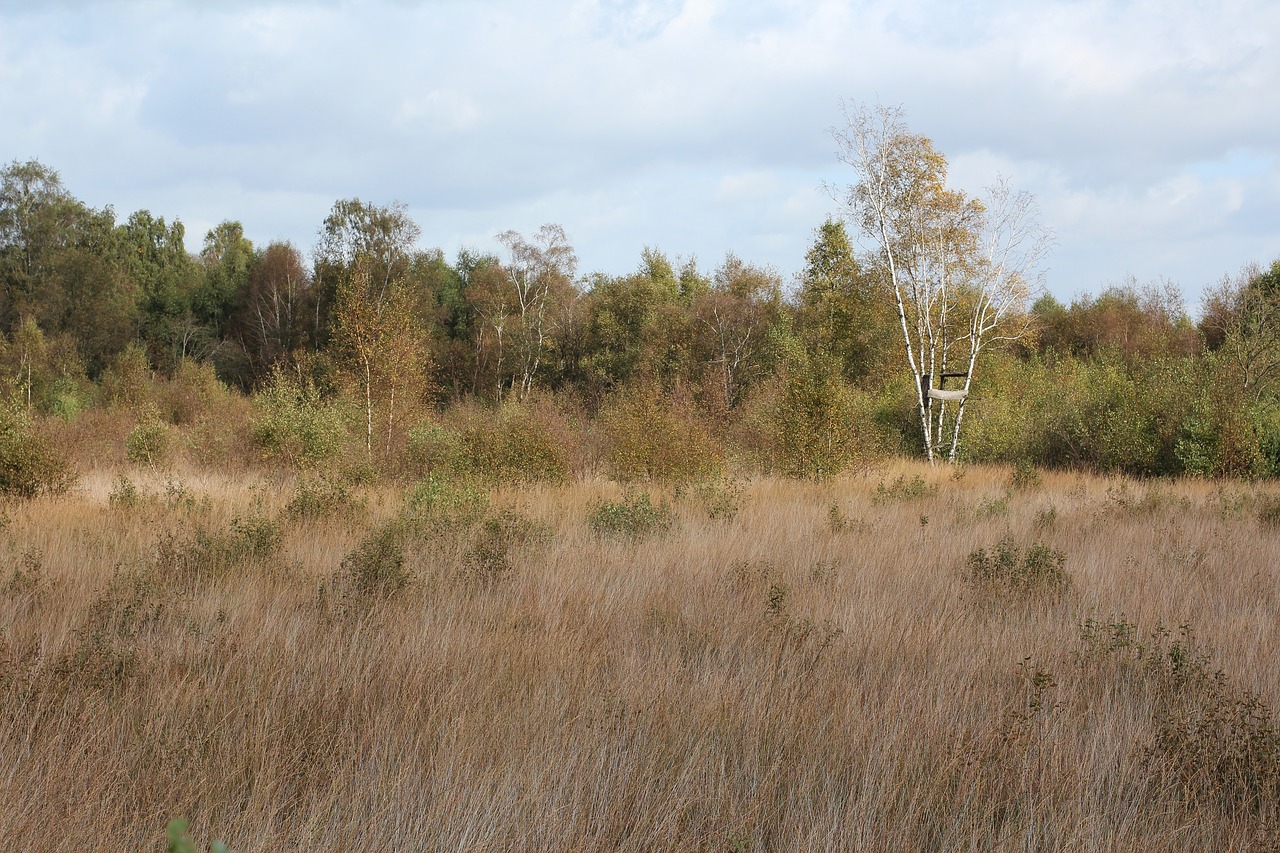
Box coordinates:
[830,102,1052,462]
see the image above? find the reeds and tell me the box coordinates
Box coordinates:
[1,463,1277,851]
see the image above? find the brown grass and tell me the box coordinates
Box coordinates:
[2,461,1279,851]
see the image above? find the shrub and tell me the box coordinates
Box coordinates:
[153,515,281,585]
[693,477,742,521]
[407,401,571,484]
[964,536,1070,600]
[761,338,876,478]
[285,475,363,521]
[405,475,489,530]
[99,342,155,410]
[166,818,235,853]
[588,492,675,539]
[0,405,72,497]
[405,420,472,478]
[125,411,170,466]
[340,524,411,600]
[251,368,349,467]
[1257,495,1280,528]
[158,358,230,426]
[1009,459,1042,491]
[469,401,572,483]
[1077,619,1280,820]
[108,474,140,509]
[871,474,936,504]
[600,385,722,484]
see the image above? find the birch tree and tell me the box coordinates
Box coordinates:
[495,224,578,400]
[332,258,431,462]
[831,102,1052,463]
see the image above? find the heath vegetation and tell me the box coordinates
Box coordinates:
[0,463,1277,850]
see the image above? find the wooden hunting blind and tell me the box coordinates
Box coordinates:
[921,372,969,407]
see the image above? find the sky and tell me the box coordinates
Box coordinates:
[1,0,1277,309]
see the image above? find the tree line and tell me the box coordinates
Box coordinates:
[3,136,1280,479]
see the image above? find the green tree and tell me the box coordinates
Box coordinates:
[0,160,83,331]
[119,210,203,369]
[794,218,888,383]
[313,198,421,343]
[332,258,432,463]
[692,253,782,409]
[232,241,313,381]
[495,224,578,399]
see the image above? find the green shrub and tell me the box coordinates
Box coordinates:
[1077,619,1280,820]
[285,475,362,521]
[99,342,155,410]
[0,405,72,498]
[964,536,1070,600]
[763,338,873,478]
[46,376,89,421]
[166,818,235,853]
[407,402,570,484]
[405,420,472,477]
[588,492,675,539]
[125,412,170,466]
[468,402,571,483]
[1257,495,1280,528]
[871,474,936,504]
[153,515,281,585]
[405,475,489,529]
[1009,459,1042,491]
[600,385,722,484]
[251,368,349,467]
[692,477,742,521]
[340,524,411,600]
[108,474,140,509]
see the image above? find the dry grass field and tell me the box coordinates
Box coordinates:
[2,461,1279,851]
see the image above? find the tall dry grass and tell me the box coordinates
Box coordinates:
[1,461,1279,851]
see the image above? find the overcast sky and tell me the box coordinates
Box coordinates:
[2,0,1277,307]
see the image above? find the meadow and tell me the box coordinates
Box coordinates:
[1,461,1279,851]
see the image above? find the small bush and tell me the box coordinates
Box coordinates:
[1033,505,1058,530]
[125,412,170,466]
[0,405,72,498]
[588,492,675,539]
[1077,619,1280,821]
[1258,495,1280,528]
[251,368,349,467]
[975,493,1011,519]
[285,475,362,521]
[108,474,140,509]
[964,536,1070,600]
[154,515,281,585]
[166,818,235,853]
[600,385,723,484]
[405,475,489,530]
[686,477,742,521]
[340,524,412,600]
[871,474,936,504]
[1010,459,1043,491]
[405,420,472,477]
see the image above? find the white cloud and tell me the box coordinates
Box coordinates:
[0,0,1277,303]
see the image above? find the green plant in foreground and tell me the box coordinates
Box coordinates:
[166,818,234,853]
[588,492,674,539]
